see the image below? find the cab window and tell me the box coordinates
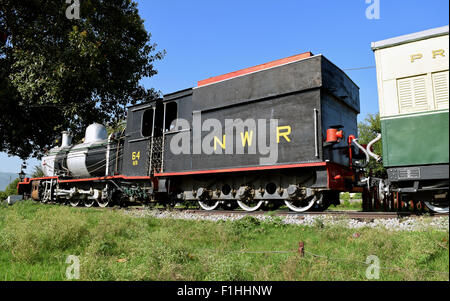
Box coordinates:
[141,109,154,137]
[165,102,178,132]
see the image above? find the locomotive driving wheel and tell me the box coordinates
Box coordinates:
[69,199,80,207]
[84,198,95,208]
[284,195,317,212]
[97,198,110,208]
[97,188,121,208]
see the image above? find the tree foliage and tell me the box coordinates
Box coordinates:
[31,165,44,178]
[0,0,164,159]
[358,113,386,177]
[0,177,19,200]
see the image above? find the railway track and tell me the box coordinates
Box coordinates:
[178,209,448,220]
[106,206,448,220]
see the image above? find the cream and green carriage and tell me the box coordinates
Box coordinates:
[372,25,449,213]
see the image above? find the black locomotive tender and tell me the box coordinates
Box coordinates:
[19,52,369,212]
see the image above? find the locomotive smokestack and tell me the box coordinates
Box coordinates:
[61,131,73,147]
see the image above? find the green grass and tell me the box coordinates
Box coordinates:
[329,200,363,211]
[326,192,363,211]
[0,201,448,281]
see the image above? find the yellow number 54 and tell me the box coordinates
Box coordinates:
[132,151,141,160]
[132,151,140,166]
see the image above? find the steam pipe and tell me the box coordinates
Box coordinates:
[351,138,370,168]
[367,133,382,163]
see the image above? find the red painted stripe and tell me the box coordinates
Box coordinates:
[154,162,327,177]
[197,52,313,87]
[18,177,58,185]
[17,175,152,185]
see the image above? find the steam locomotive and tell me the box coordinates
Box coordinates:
[17,26,449,213]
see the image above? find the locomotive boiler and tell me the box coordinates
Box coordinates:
[41,123,109,178]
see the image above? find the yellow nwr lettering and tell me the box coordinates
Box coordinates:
[240,131,253,147]
[214,135,226,150]
[277,126,291,143]
[432,49,445,58]
[410,53,422,62]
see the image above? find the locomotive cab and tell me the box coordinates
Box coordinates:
[122,94,183,177]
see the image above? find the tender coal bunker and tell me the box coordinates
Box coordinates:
[141,109,154,137]
[165,102,178,132]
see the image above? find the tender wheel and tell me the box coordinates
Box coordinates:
[237,199,263,212]
[69,199,80,207]
[84,198,95,208]
[284,195,317,212]
[198,200,220,211]
[424,201,449,214]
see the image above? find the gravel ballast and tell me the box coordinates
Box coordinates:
[124,209,449,232]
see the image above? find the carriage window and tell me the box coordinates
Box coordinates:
[141,109,154,137]
[165,102,178,132]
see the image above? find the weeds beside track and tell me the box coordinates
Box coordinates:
[0,200,448,281]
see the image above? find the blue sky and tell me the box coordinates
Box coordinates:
[1,0,448,174]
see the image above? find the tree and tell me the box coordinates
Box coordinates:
[0,0,164,159]
[31,165,44,178]
[358,113,386,177]
[0,177,19,200]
